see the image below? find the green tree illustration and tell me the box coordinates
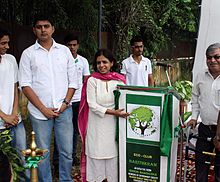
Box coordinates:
[129,106,154,135]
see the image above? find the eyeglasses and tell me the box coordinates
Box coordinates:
[206,55,220,60]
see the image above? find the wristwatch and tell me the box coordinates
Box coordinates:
[63,99,70,106]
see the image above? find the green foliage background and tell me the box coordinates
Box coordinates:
[0,0,199,62]
[102,0,199,61]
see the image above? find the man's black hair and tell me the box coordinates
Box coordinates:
[64,34,79,45]
[0,27,10,39]
[33,15,54,27]
[130,35,143,46]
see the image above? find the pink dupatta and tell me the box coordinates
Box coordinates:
[78,72,126,182]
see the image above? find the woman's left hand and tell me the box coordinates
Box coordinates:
[106,108,130,118]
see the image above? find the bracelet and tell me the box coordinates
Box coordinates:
[63,99,70,106]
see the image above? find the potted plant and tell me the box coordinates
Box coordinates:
[173,80,193,123]
[173,80,193,103]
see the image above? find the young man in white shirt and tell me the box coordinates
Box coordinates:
[65,34,90,165]
[19,16,78,182]
[0,27,28,181]
[121,36,154,86]
[53,34,90,170]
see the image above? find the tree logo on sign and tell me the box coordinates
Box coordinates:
[128,106,157,136]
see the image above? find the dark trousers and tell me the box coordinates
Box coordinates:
[195,123,220,182]
[71,101,80,157]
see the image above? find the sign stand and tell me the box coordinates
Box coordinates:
[117,86,180,182]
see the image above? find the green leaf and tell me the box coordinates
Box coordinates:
[184,111,192,122]
[173,80,192,102]
[0,129,25,181]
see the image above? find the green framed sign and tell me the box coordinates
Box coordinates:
[117,86,180,182]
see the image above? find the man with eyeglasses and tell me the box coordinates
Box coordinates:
[187,43,220,182]
[121,35,154,86]
[19,15,78,182]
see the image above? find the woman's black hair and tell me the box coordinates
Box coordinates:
[92,49,119,72]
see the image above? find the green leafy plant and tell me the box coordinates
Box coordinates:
[0,129,25,181]
[173,80,192,102]
[184,111,192,121]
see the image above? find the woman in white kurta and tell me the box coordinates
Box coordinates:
[86,77,123,159]
[78,49,129,182]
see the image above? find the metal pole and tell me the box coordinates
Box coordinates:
[178,115,184,181]
[179,101,187,181]
[164,67,172,87]
[98,0,102,48]
[183,127,191,182]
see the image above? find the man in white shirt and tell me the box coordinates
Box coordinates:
[19,16,78,182]
[65,34,90,165]
[0,27,29,181]
[53,34,90,170]
[187,43,220,182]
[121,36,154,86]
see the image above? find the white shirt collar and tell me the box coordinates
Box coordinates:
[129,54,145,63]
[34,39,60,50]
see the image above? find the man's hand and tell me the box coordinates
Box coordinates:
[2,114,19,127]
[187,119,197,129]
[58,103,68,114]
[40,107,60,119]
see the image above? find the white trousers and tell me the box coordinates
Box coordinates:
[86,156,118,182]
